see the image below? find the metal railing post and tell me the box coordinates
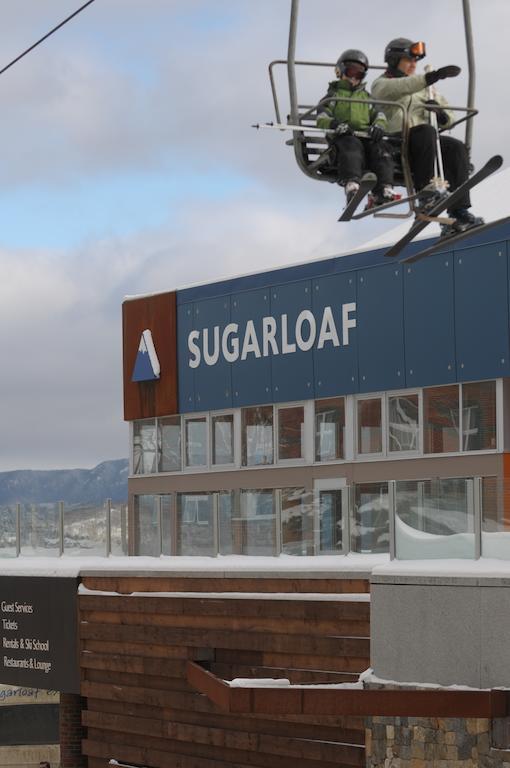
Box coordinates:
[275,489,282,556]
[157,495,163,557]
[15,503,21,557]
[59,501,64,556]
[474,476,482,560]
[388,481,397,560]
[213,493,219,557]
[106,498,112,557]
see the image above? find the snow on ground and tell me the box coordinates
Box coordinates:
[78,585,371,601]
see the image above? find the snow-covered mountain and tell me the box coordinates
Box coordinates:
[0,459,128,504]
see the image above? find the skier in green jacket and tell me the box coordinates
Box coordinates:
[317,49,398,208]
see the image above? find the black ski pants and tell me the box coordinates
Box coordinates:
[407,123,471,210]
[331,134,394,192]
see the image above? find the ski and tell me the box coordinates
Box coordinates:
[338,173,377,222]
[384,154,503,259]
[351,191,418,220]
[401,214,510,264]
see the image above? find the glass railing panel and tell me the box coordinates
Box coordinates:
[0,505,18,557]
[481,477,510,559]
[281,488,314,555]
[19,503,60,556]
[63,502,107,556]
[109,502,129,556]
[395,478,475,559]
[176,492,215,556]
[350,482,389,554]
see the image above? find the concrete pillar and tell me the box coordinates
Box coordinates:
[59,693,86,768]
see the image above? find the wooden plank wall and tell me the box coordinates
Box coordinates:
[80,576,370,768]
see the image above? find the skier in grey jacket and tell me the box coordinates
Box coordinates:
[371,38,483,232]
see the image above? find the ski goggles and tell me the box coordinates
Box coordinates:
[404,41,426,60]
[341,62,367,79]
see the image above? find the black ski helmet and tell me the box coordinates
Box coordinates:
[336,49,369,79]
[384,38,426,68]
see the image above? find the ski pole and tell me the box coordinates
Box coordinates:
[425,64,446,186]
[252,121,369,139]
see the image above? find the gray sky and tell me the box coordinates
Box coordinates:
[0,0,507,470]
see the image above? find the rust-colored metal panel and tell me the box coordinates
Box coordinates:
[186,661,510,718]
[122,292,178,420]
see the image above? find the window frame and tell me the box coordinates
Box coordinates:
[275,401,312,465]
[183,412,210,471]
[241,404,276,468]
[210,410,238,469]
[355,393,386,459]
[313,396,347,465]
[386,388,422,457]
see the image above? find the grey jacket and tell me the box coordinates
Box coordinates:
[371,72,454,134]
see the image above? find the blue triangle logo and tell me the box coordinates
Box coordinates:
[132,329,160,382]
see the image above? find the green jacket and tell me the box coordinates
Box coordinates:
[316,79,387,132]
[371,72,455,134]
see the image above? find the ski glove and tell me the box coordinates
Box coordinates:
[425,65,461,85]
[425,99,449,126]
[368,124,384,142]
[330,120,351,135]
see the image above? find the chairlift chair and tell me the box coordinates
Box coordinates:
[261,0,479,222]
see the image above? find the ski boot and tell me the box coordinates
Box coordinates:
[416,183,447,216]
[365,185,402,211]
[345,180,360,205]
[440,207,485,237]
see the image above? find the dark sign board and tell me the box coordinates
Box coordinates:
[0,576,79,694]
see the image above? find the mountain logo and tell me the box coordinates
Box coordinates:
[132,329,161,382]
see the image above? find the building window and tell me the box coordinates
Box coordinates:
[176,493,214,555]
[351,482,389,553]
[212,414,235,465]
[185,417,208,467]
[239,490,275,555]
[315,398,345,461]
[388,393,419,453]
[281,488,313,555]
[357,398,383,455]
[423,385,459,454]
[462,381,497,451]
[158,417,181,472]
[133,420,157,475]
[242,406,274,466]
[278,405,305,461]
[134,495,160,556]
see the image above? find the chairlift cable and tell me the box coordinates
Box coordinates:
[0,0,97,79]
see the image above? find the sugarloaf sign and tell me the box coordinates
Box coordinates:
[0,577,79,693]
[187,302,357,369]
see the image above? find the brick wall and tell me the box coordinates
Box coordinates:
[60,693,86,768]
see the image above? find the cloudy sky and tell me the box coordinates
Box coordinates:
[1,0,508,470]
